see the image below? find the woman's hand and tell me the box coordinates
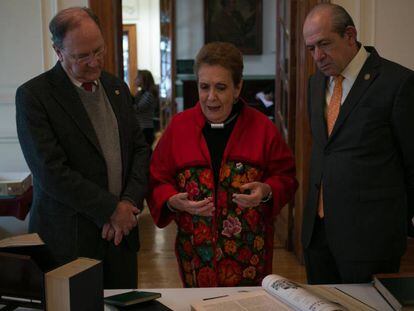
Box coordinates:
[167,193,215,216]
[232,182,272,208]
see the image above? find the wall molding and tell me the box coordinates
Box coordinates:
[0,136,19,144]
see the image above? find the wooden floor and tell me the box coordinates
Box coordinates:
[137,208,414,288]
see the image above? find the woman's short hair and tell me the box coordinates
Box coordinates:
[49,7,101,49]
[194,42,244,86]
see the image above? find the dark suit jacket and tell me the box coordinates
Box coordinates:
[16,62,149,265]
[302,46,414,261]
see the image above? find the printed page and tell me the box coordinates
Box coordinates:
[262,275,348,311]
[191,290,292,311]
[0,233,44,248]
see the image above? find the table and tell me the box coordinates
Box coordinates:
[104,284,393,311]
[0,187,32,220]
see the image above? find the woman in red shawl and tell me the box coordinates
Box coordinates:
[148,42,297,287]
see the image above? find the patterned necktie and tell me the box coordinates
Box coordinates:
[326,75,344,135]
[318,75,344,218]
[81,82,95,92]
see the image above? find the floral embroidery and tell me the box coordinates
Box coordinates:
[243,266,257,279]
[218,258,242,287]
[175,162,268,287]
[178,213,194,234]
[250,254,259,266]
[198,267,217,287]
[254,236,265,251]
[194,222,212,246]
[244,209,260,231]
[231,174,248,189]
[237,247,252,263]
[224,240,237,255]
[185,180,200,200]
[222,215,242,237]
[177,173,186,188]
[199,169,214,189]
[220,164,231,181]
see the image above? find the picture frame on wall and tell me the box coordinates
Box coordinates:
[204,0,263,55]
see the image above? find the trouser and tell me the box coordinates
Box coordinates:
[103,241,138,289]
[303,216,401,284]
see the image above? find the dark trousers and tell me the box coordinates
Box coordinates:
[103,241,137,289]
[304,217,401,284]
[142,128,155,148]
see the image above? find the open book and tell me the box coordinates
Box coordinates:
[191,274,374,311]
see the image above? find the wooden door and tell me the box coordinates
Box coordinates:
[159,0,176,130]
[275,0,328,259]
[122,24,138,95]
[89,0,123,78]
[275,0,297,250]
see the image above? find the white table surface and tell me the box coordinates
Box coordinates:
[104,284,393,311]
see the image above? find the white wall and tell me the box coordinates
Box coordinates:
[333,0,414,70]
[122,0,161,84]
[0,0,86,238]
[176,0,276,76]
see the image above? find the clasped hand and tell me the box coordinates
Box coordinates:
[101,200,140,246]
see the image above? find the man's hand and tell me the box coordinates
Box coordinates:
[110,200,140,245]
[232,182,272,208]
[168,193,215,216]
[102,223,115,241]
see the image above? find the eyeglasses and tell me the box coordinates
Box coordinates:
[62,46,106,64]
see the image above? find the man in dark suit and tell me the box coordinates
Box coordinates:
[16,7,149,288]
[302,3,414,284]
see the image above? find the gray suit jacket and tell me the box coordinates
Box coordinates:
[16,62,149,265]
[302,46,414,261]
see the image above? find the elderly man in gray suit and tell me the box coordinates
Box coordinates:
[16,7,149,288]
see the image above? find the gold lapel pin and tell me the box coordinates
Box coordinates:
[364,73,371,80]
[115,90,120,95]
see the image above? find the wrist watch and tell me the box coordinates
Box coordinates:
[261,191,273,203]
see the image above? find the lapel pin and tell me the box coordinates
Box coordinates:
[364,73,371,80]
[115,90,120,95]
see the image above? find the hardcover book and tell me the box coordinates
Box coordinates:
[373,273,414,311]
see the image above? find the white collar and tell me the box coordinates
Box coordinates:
[330,46,369,86]
[61,63,98,89]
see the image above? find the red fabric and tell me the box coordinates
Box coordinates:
[81,82,94,92]
[0,187,33,220]
[148,103,298,286]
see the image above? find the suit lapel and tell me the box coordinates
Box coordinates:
[312,72,329,146]
[328,48,381,141]
[47,62,102,155]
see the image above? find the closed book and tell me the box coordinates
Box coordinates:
[45,258,103,311]
[373,273,414,311]
[104,291,161,306]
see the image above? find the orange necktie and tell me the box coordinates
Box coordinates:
[326,75,344,135]
[318,75,344,218]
